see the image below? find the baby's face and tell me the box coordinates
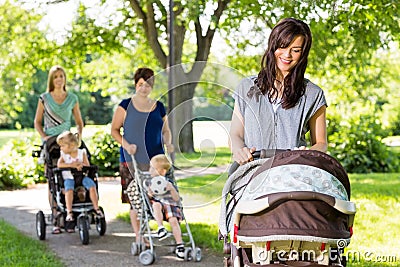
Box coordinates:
[59,142,73,154]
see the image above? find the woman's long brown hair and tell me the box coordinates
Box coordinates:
[250,18,312,109]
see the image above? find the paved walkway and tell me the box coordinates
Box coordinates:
[0,165,230,266]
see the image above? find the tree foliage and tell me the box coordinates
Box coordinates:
[1,0,400,170]
[0,1,56,127]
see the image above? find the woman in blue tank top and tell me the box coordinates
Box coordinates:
[111,67,174,245]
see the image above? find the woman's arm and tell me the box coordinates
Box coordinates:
[34,100,48,140]
[111,106,137,155]
[72,102,84,138]
[229,102,255,164]
[308,105,328,152]
[161,115,174,153]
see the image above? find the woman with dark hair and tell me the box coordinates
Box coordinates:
[111,67,174,246]
[230,18,327,165]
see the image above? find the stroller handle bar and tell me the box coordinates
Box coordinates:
[229,149,289,176]
[53,165,98,173]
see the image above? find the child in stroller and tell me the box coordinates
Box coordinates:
[127,153,202,265]
[219,150,356,267]
[34,131,106,244]
[147,154,185,258]
[56,131,104,232]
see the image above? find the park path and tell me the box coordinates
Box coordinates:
[0,164,230,267]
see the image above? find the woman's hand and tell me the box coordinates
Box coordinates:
[125,144,137,155]
[165,143,174,153]
[232,146,256,165]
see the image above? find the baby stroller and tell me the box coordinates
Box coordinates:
[126,154,202,265]
[32,135,106,245]
[219,150,356,267]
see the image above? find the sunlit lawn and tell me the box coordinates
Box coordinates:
[116,172,400,266]
[0,219,63,266]
[344,173,400,266]
[1,128,400,265]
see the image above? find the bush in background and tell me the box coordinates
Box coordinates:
[88,128,120,177]
[328,113,400,173]
[0,138,45,189]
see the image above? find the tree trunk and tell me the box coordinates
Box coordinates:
[168,65,201,153]
[173,83,195,153]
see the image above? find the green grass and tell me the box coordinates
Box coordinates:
[174,147,232,168]
[118,172,400,266]
[1,128,400,265]
[344,173,400,266]
[0,219,64,266]
[0,129,36,147]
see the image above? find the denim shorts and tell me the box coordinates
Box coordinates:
[64,177,96,191]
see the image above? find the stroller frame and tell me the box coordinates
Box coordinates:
[33,135,106,245]
[127,154,202,265]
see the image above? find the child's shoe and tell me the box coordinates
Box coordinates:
[175,244,185,259]
[157,226,168,241]
[65,211,75,233]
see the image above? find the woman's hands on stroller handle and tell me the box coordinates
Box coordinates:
[232,147,256,165]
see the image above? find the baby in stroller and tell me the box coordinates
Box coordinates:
[147,154,185,258]
[56,131,104,232]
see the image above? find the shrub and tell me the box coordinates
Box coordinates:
[0,138,45,190]
[89,128,120,177]
[328,113,400,173]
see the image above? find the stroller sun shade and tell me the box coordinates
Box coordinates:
[219,150,355,242]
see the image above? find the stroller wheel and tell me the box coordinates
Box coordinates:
[193,247,202,262]
[36,211,46,240]
[78,216,90,245]
[139,249,155,265]
[95,207,106,236]
[184,247,193,261]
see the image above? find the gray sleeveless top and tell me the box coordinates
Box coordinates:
[233,76,327,150]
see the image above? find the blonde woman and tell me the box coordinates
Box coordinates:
[34,65,84,234]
